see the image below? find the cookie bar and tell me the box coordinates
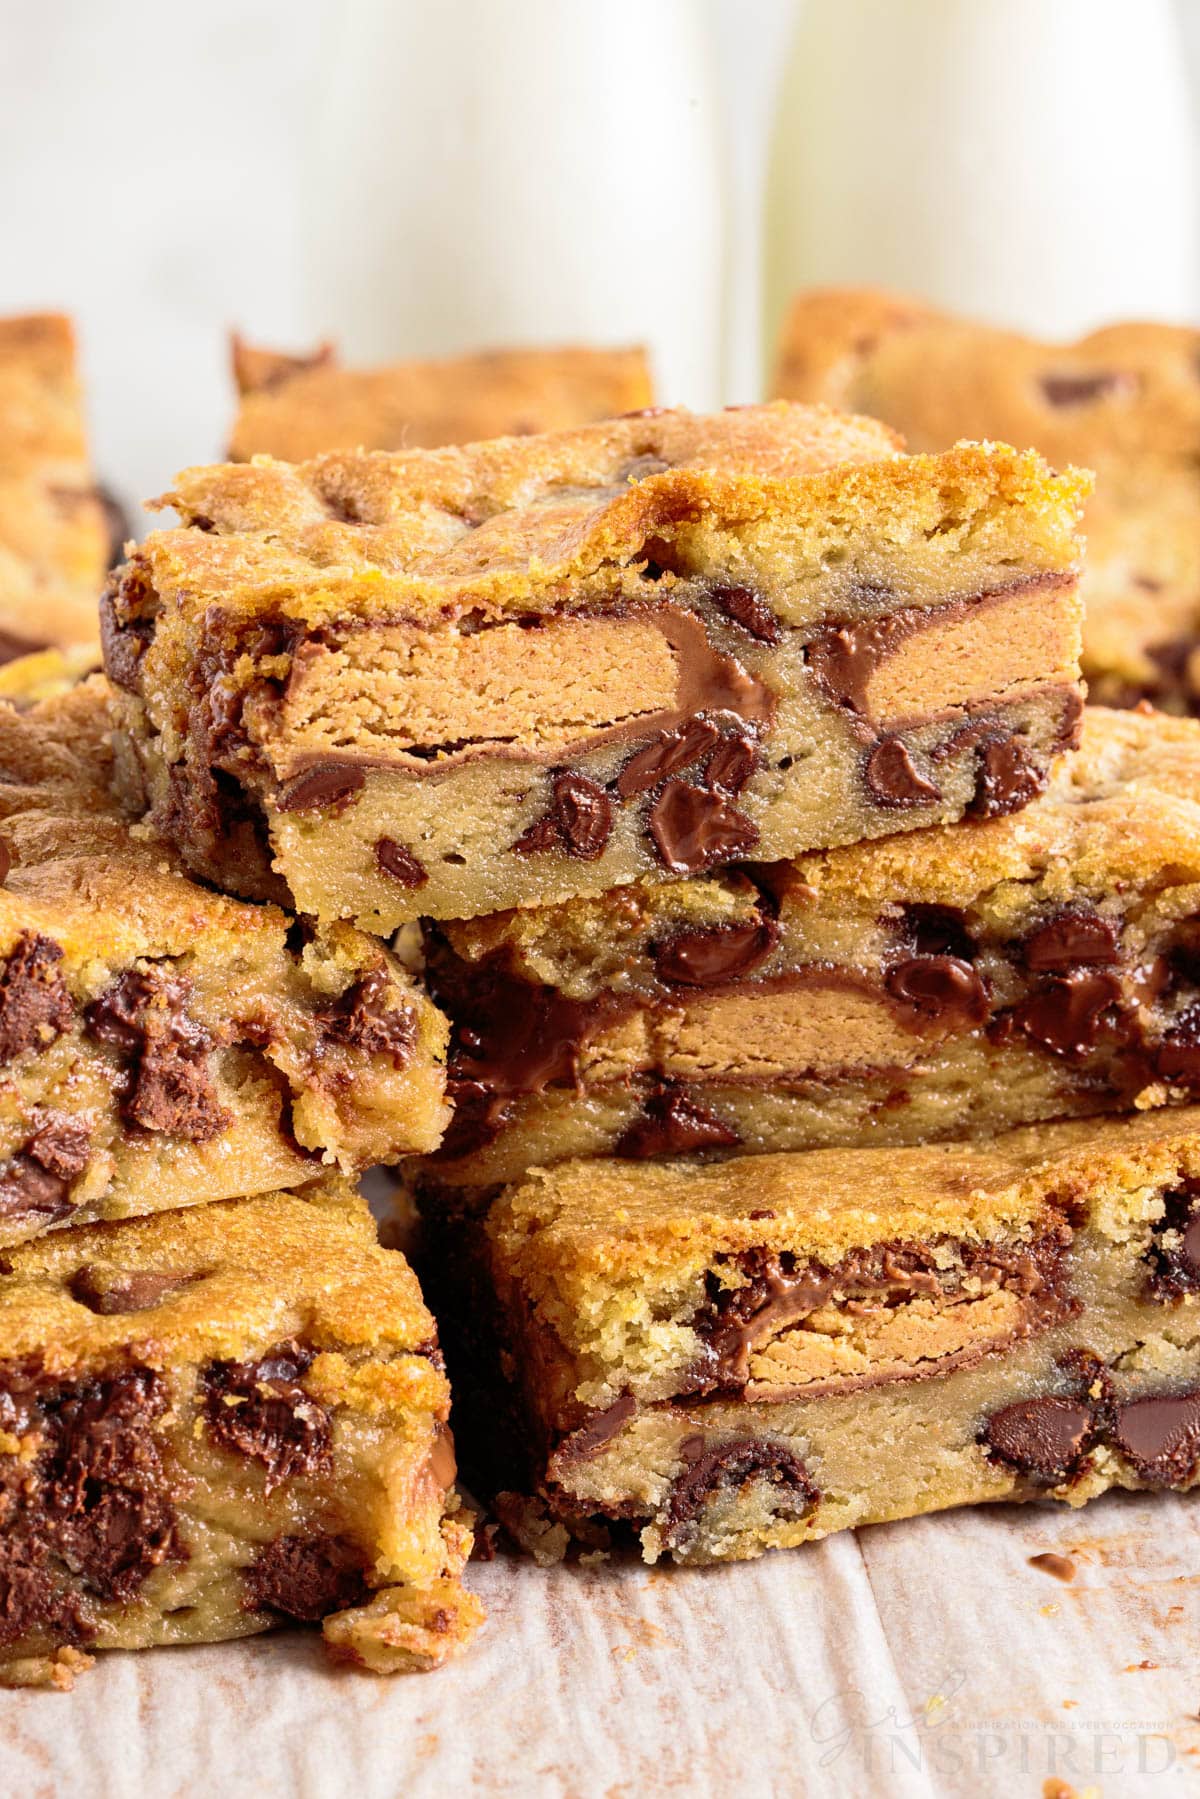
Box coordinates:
[0,1179,482,1688]
[229,335,654,460]
[0,313,118,659]
[422,705,1200,1183]
[0,676,448,1248]
[771,287,1200,710]
[437,1110,1200,1566]
[105,405,1087,929]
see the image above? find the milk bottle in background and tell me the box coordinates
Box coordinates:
[304,0,725,409]
[763,0,1198,360]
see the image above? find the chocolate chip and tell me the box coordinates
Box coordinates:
[998,970,1126,1058]
[664,1437,817,1552]
[1146,1183,1200,1300]
[0,934,74,1065]
[981,1396,1095,1480]
[375,837,428,889]
[1154,1004,1200,1086]
[615,1083,741,1158]
[709,586,782,645]
[886,956,989,1028]
[809,619,902,714]
[245,1534,368,1622]
[647,781,759,873]
[319,966,416,1066]
[276,763,366,813]
[704,735,756,796]
[202,1343,332,1494]
[552,1395,637,1467]
[0,838,11,887]
[1112,1390,1200,1486]
[654,920,779,988]
[433,1084,514,1162]
[513,772,613,860]
[898,904,977,963]
[0,1362,183,1646]
[967,734,1045,819]
[616,719,720,799]
[1040,370,1137,407]
[1022,907,1120,973]
[69,1268,196,1316]
[85,970,231,1141]
[0,1110,93,1225]
[864,738,941,808]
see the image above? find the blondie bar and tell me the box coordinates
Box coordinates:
[0,1179,482,1687]
[438,1110,1200,1565]
[423,705,1200,1182]
[771,287,1200,710]
[105,405,1087,929]
[229,336,654,460]
[0,676,448,1247]
[0,314,117,659]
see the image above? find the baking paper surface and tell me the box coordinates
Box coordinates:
[3,1488,1197,1797]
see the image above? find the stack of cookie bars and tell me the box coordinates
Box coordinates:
[4,315,1200,1682]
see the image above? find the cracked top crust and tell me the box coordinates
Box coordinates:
[118,404,1088,633]
[228,337,654,462]
[0,1178,440,1388]
[488,1104,1200,1292]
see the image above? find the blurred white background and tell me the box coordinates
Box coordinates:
[1,0,1198,519]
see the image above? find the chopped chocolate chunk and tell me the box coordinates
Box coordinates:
[202,1342,333,1493]
[100,589,155,692]
[1040,370,1137,408]
[1146,1182,1200,1300]
[375,837,428,888]
[1022,906,1120,972]
[898,904,977,963]
[653,919,779,988]
[0,1361,184,1645]
[886,955,989,1029]
[616,719,720,799]
[552,1396,637,1467]
[664,1436,817,1550]
[967,733,1045,819]
[514,772,613,861]
[276,763,366,813]
[647,780,759,873]
[0,1112,92,1227]
[615,1084,741,1159]
[1111,1389,1200,1486]
[709,585,782,645]
[245,1534,368,1622]
[1154,1004,1200,1086]
[85,969,231,1141]
[863,738,941,808]
[704,735,757,796]
[69,1268,197,1317]
[998,970,1127,1058]
[0,934,74,1065]
[981,1395,1095,1480]
[25,1113,91,1183]
[320,966,416,1067]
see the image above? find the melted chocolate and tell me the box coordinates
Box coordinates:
[246,1534,368,1621]
[647,780,759,873]
[319,966,416,1067]
[967,733,1045,819]
[1153,1003,1200,1086]
[85,969,231,1141]
[1111,1390,1200,1486]
[276,763,366,813]
[995,970,1127,1058]
[663,1436,817,1551]
[514,772,613,861]
[1022,907,1120,972]
[202,1342,332,1494]
[69,1268,197,1316]
[704,735,757,796]
[614,1083,742,1158]
[375,837,428,888]
[885,956,989,1028]
[653,919,779,988]
[1146,1181,1200,1300]
[616,719,720,799]
[864,738,941,808]
[898,904,977,963]
[983,1395,1096,1480]
[709,585,782,645]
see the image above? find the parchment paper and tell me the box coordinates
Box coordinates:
[4,1488,1197,1797]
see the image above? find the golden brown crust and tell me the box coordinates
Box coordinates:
[228,337,654,461]
[488,1104,1200,1292]
[134,406,1085,630]
[0,313,109,653]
